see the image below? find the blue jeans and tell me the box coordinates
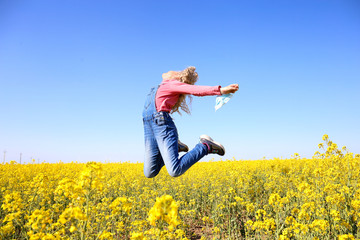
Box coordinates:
[142,86,208,178]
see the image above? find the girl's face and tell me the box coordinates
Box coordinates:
[162,71,180,80]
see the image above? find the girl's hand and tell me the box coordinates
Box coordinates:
[220,84,239,94]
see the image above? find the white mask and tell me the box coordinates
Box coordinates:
[215,93,233,111]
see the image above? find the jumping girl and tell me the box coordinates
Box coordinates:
[142,66,239,178]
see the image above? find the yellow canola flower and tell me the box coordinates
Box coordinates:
[69,225,77,233]
[58,207,86,224]
[338,234,355,240]
[310,219,329,233]
[351,199,360,210]
[109,197,132,215]
[1,192,23,213]
[130,232,146,240]
[323,134,329,141]
[0,221,15,236]
[268,193,281,206]
[26,209,52,231]
[99,230,114,240]
[148,195,180,231]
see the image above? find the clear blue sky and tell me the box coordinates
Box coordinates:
[1,0,359,163]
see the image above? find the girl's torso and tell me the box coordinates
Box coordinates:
[155,79,221,112]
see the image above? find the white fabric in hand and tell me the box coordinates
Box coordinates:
[215,93,233,111]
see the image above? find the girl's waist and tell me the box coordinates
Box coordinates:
[142,110,170,120]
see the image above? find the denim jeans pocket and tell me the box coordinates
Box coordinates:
[153,114,166,126]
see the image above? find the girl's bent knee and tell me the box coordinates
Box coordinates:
[144,173,157,178]
[144,170,159,178]
[167,169,182,178]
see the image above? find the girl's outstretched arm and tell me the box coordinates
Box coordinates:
[220,84,239,94]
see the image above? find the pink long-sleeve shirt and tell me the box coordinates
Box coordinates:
[155,79,222,112]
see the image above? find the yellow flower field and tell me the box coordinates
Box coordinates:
[1,135,359,240]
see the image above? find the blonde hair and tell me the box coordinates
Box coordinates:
[171,66,199,115]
